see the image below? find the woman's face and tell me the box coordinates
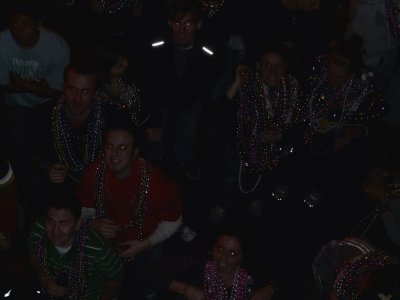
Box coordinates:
[213,235,244,275]
[326,56,352,87]
[110,54,130,77]
[260,52,287,86]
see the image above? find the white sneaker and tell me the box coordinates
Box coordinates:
[180,225,197,242]
[210,204,226,223]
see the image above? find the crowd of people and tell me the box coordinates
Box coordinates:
[1,0,400,299]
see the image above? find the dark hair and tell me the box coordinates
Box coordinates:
[64,54,101,83]
[211,226,250,260]
[46,184,82,220]
[8,0,44,20]
[95,49,131,82]
[257,41,292,64]
[328,35,364,73]
[168,0,203,22]
[106,112,143,149]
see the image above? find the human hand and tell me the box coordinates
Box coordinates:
[43,277,68,298]
[116,239,151,259]
[89,218,120,239]
[332,134,352,152]
[235,64,250,86]
[226,65,250,100]
[262,130,282,144]
[146,128,162,142]
[9,72,24,86]
[48,163,68,183]
[333,128,360,152]
[363,169,389,210]
[91,0,106,13]
[250,283,275,300]
[183,284,205,300]
[9,72,48,88]
[110,54,130,78]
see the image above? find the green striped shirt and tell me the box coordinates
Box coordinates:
[27,218,124,299]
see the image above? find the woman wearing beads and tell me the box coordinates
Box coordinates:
[150,230,277,299]
[298,38,385,236]
[226,41,299,194]
[303,37,384,155]
[96,51,144,127]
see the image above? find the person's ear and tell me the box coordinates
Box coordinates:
[76,218,83,231]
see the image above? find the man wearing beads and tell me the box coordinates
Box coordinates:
[27,186,124,299]
[26,57,111,221]
[31,58,104,187]
[78,120,182,297]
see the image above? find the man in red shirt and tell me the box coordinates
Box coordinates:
[78,122,183,297]
[78,124,182,260]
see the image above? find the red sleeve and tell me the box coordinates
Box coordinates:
[149,166,182,222]
[77,161,98,209]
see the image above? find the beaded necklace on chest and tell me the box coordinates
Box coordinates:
[203,260,253,300]
[52,96,105,182]
[36,226,87,299]
[94,157,151,240]
[198,0,225,17]
[237,70,297,193]
[305,60,371,155]
[307,74,353,134]
[97,77,142,126]
[99,0,139,14]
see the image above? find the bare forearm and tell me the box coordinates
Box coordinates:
[226,81,240,100]
[168,280,189,295]
[100,280,121,300]
[0,81,60,98]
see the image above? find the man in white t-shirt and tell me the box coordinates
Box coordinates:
[0,0,70,221]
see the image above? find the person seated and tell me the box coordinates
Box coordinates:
[26,185,124,299]
[226,41,299,194]
[29,58,104,187]
[78,119,182,297]
[296,37,385,218]
[96,50,145,127]
[29,53,136,197]
[302,37,384,155]
[313,236,400,299]
[0,0,69,107]
[147,229,277,299]
[0,0,70,224]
